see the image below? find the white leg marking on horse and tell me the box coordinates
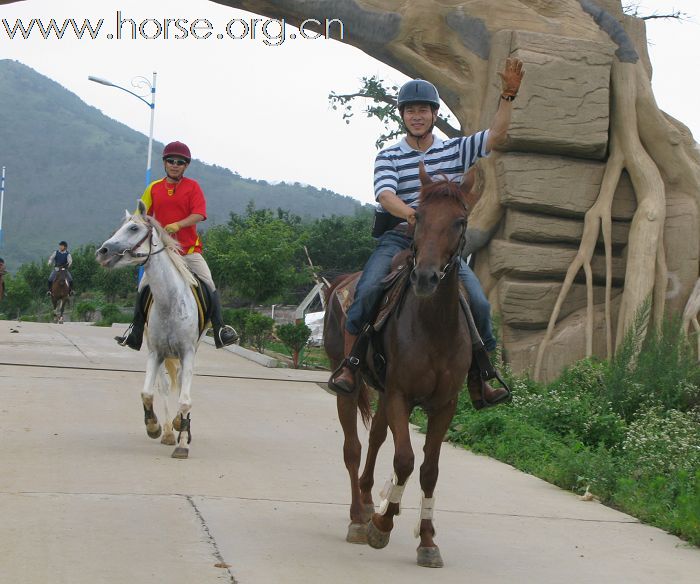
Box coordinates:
[414,493,436,538]
[378,472,410,516]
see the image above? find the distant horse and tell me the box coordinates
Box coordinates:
[324,165,476,568]
[96,201,202,459]
[50,267,71,324]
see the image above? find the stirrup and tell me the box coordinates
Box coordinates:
[214,325,239,348]
[327,356,360,396]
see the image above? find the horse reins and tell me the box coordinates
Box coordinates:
[117,221,167,266]
[410,201,469,280]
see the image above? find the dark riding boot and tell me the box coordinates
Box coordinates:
[210,290,239,349]
[115,288,148,351]
[468,352,511,410]
[328,331,359,395]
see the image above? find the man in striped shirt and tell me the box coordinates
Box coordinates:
[329,59,524,410]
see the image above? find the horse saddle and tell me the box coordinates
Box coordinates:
[141,274,213,337]
[330,251,414,392]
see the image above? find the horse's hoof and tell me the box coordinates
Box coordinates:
[160,433,176,446]
[360,503,376,524]
[366,519,391,549]
[346,522,368,545]
[171,446,189,459]
[417,546,444,568]
[146,424,162,439]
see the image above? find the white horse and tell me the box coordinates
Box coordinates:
[96,201,202,459]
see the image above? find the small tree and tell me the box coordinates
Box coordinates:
[277,322,312,369]
[245,311,274,353]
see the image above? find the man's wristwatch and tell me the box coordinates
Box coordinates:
[501,94,516,101]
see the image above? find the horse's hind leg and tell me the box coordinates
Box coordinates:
[337,393,367,543]
[158,361,176,446]
[141,353,163,439]
[415,399,458,568]
[172,351,194,459]
[359,396,388,520]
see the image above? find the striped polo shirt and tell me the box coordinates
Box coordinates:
[373,130,490,209]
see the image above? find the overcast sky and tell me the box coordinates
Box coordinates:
[0,0,697,205]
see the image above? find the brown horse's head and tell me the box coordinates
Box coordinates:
[409,163,474,297]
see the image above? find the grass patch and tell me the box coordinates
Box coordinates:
[412,312,700,546]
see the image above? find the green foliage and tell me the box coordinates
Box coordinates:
[603,300,700,421]
[205,205,310,304]
[412,310,700,546]
[73,299,99,321]
[276,322,312,368]
[304,211,375,274]
[1,273,33,317]
[245,312,275,353]
[96,303,131,327]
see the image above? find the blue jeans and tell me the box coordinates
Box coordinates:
[345,230,496,352]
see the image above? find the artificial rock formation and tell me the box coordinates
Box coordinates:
[211,0,699,381]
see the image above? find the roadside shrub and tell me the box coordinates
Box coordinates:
[276,322,311,368]
[96,303,131,327]
[245,312,274,353]
[73,299,99,322]
[620,407,700,479]
[223,308,250,344]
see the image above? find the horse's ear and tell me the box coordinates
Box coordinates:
[460,167,481,212]
[136,200,147,216]
[418,161,433,186]
[124,209,131,221]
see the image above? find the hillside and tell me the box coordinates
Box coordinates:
[0,60,366,268]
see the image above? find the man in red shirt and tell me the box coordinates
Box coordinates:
[116,141,238,350]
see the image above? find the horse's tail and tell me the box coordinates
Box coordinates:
[164,359,180,393]
[357,378,373,429]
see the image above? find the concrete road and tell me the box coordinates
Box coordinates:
[1,321,699,584]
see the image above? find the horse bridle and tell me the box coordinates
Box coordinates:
[410,202,469,281]
[116,220,167,266]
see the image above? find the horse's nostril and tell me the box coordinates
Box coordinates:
[97,247,107,255]
[430,273,439,286]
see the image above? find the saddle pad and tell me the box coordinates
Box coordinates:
[332,273,361,317]
[142,275,212,337]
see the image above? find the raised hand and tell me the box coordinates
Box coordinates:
[498,58,524,99]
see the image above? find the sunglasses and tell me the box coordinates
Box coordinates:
[165,158,188,166]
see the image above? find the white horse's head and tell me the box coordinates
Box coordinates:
[96,200,171,269]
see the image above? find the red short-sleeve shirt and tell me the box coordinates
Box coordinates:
[141,177,207,254]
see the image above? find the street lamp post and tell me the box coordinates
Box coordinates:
[0,166,5,248]
[88,72,157,186]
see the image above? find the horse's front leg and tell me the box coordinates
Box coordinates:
[141,353,163,440]
[337,393,366,543]
[171,351,194,459]
[158,361,177,446]
[414,398,458,568]
[368,392,413,550]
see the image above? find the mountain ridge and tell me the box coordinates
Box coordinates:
[0,59,367,269]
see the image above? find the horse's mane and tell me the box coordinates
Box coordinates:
[133,213,198,287]
[418,175,466,207]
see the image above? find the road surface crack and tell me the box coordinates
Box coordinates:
[185,494,238,583]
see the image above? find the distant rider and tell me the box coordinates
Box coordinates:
[47,241,73,295]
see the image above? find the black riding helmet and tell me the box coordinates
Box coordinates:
[397,79,440,113]
[59,241,68,247]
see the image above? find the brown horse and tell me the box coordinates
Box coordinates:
[324,165,478,568]
[50,267,71,324]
